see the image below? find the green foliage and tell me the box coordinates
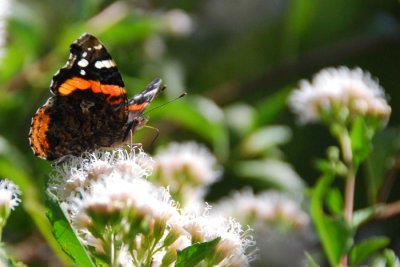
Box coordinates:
[305,251,321,267]
[350,237,389,266]
[310,174,354,266]
[175,238,221,267]
[352,205,384,229]
[364,128,400,204]
[383,249,400,267]
[325,188,343,216]
[350,117,372,168]
[45,190,94,267]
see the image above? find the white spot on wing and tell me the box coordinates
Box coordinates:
[88,47,92,51]
[95,61,103,69]
[94,59,115,69]
[80,69,86,75]
[78,58,89,67]
[94,44,103,50]
[82,51,87,57]
[144,90,156,98]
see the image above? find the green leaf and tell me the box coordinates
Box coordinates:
[235,159,305,192]
[325,188,343,216]
[352,205,384,228]
[384,249,400,267]
[350,237,389,266]
[364,128,400,204]
[350,117,371,167]
[310,174,353,266]
[175,238,220,267]
[240,126,292,156]
[305,251,320,267]
[281,0,318,57]
[255,87,292,125]
[0,137,72,265]
[46,189,94,267]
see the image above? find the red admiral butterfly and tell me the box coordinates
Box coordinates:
[29,33,161,164]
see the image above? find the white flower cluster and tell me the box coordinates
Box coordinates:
[151,142,222,207]
[182,207,257,267]
[289,66,391,123]
[50,147,254,266]
[0,0,12,64]
[153,142,221,186]
[0,178,21,211]
[212,188,309,230]
[163,9,193,37]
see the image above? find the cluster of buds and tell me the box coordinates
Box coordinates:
[150,142,221,208]
[289,66,391,127]
[0,178,20,240]
[50,148,255,266]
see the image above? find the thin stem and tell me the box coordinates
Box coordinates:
[376,200,400,220]
[339,129,355,267]
[344,170,356,222]
[144,238,158,267]
[339,130,356,222]
[110,232,116,267]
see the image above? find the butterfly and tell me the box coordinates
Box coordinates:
[29,33,161,164]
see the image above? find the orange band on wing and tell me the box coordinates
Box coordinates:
[58,77,124,104]
[30,105,51,158]
[129,102,149,112]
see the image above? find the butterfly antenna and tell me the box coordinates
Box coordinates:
[143,92,187,116]
[143,125,160,146]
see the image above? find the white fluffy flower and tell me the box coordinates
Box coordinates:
[50,148,176,251]
[153,142,221,187]
[49,147,255,266]
[0,0,12,64]
[289,66,391,123]
[50,148,153,201]
[211,189,309,230]
[71,174,180,254]
[163,9,193,36]
[0,178,20,211]
[212,189,313,267]
[181,205,257,267]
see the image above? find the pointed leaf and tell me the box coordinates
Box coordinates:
[384,249,400,267]
[352,205,384,228]
[350,237,389,266]
[305,251,320,267]
[350,117,371,167]
[326,188,343,216]
[46,189,94,267]
[310,174,353,266]
[175,238,220,267]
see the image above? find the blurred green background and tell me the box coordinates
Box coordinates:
[1,0,400,266]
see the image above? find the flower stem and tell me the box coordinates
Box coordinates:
[344,171,355,222]
[339,129,355,267]
[110,232,116,267]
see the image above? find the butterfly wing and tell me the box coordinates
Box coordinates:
[30,33,129,160]
[128,78,162,115]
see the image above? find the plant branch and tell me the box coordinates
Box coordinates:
[376,200,400,220]
[378,150,400,202]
